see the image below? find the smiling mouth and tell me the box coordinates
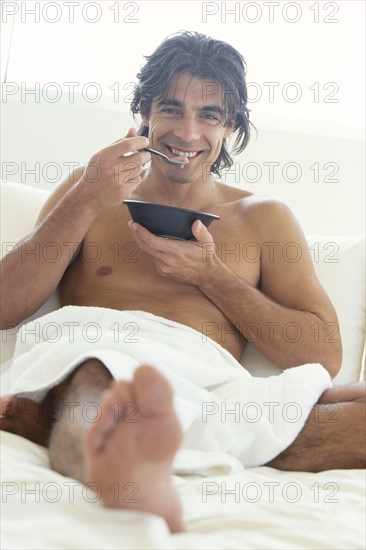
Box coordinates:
[166,146,202,161]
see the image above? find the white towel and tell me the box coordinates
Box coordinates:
[9,306,331,468]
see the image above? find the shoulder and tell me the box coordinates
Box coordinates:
[239,194,291,215]
[231,193,309,259]
[217,186,299,232]
[238,195,311,268]
[238,194,300,233]
[36,165,85,225]
[216,182,288,213]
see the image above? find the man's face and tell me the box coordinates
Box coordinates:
[142,73,233,184]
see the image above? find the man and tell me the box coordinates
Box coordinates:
[1,32,365,533]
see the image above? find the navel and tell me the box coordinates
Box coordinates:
[96,266,113,276]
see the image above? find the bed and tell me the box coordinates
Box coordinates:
[1,179,365,549]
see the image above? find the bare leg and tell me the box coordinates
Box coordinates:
[0,393,54,446]
[47,359,184,532]
[1,359,184,532]
[46,359,113,479]
[266,382,366,472]
[0,361,113,448]
[3,365,364,498]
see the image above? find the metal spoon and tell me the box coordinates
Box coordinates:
[140,146,188,166]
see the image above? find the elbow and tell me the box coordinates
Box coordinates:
[320,341,343,379]
[0,308,22,332]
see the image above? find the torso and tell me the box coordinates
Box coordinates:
[60,183,261,360]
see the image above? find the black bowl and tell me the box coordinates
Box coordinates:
[123,200,220,240]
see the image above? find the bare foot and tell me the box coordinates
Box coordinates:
[0,395,54,446]
[84,365,185,533]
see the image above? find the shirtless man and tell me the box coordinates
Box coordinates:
[1,32,365,533]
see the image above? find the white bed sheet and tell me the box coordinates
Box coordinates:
[1,431,364,550]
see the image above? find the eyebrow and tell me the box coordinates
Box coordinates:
[157,98,225,116]
[157,98,181,108]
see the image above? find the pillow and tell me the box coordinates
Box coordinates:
[241,235,365,385]
[1,181,50,244]
[309,235,365,384]
[0,182,61,365]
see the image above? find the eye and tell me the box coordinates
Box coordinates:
[201,112,222,124]
[160,107,180,115]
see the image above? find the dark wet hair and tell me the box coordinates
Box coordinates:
[130,31,253,177]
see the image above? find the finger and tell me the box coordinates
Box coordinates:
[128,222,168,253]
[130,222,201,255]
[120,136,150,155]
[125,127,137,139]
[106,135,150,156]
[117,151,151,170]
[191,220,214,243]
[112,127,139,143]
[128,221,155,243]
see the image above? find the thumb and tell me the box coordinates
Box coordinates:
[192,220,213,243]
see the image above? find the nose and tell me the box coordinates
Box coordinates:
[172,113,201,144]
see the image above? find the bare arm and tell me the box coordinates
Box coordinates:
[197,201,342,376]
[1,174,95,329]
[198,258,342,376]
[129,199,342,378]
[0,130,150,329]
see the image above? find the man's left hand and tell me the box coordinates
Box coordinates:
[128,219,221,286]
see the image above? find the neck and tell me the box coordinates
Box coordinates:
[133,164,218,211]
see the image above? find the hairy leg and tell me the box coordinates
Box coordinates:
[0,392,55,446]
[0,360,114,449]
[5,359,184,532]
[266,382,366,472]
[47,359,113,479]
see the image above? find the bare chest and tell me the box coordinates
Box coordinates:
[62,203,261,294]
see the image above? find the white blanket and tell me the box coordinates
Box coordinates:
[9,306,331,467]
[2,430,365,550]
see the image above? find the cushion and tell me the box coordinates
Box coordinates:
[242,235,366,385]
[309,234,365,384]
[1,181,365,384]
[0,182,61,365]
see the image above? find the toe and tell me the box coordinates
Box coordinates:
[85,380,135,455]
[134,365,173,417]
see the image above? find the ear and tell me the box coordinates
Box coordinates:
[140,101,150,127]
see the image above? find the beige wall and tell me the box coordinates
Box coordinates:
[2,94,364,237]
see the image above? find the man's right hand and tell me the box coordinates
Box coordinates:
[78,128,151,211]
[0,128,150,329]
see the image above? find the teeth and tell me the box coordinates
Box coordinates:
[171,147,199,158]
